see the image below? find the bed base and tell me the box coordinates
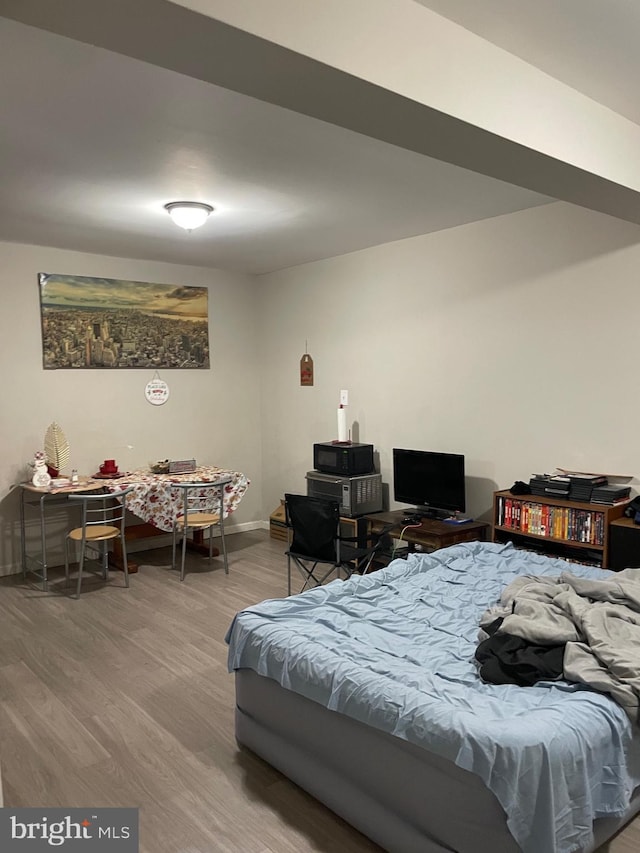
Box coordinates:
[235,669,640,853]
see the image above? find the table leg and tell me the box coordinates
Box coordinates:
[110,545,138,573]
[110,525,160,573]
[108,522,221,572]
[19,488,27,582]
[188,528,220,557]
[39,495,48,592]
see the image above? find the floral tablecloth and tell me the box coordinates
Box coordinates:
[104,466,250,533]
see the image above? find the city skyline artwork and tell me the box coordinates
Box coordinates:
[38,273,210,369]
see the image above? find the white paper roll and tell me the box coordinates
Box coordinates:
[337,406,348,442]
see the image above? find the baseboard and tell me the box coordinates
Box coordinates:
[125,520,266,552]
[0,520,270,576]
[234,520,269,533]
[0,564,18,578]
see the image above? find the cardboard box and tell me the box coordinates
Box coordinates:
[269,500,288,541]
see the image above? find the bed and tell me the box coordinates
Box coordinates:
[226,541,640,853]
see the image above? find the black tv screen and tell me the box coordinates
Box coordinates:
[393,448,466,516]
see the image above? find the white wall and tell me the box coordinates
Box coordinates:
[258,202,640,522]
[0,242,263,574]
[4,201,640,574]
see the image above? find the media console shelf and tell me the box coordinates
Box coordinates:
[492,490,628,569]
[365,509,489,567]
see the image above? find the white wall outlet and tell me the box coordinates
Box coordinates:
[340,389,349,406]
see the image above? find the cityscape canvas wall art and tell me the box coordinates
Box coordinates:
[38,273,210,369]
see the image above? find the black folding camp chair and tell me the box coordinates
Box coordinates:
[284,493,390,595]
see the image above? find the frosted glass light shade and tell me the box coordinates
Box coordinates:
[164,201,214,230]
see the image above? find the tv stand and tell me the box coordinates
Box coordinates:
[413,507,450,521]
[365,510,489,565]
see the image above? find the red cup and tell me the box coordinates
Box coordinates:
[100,459,117,474]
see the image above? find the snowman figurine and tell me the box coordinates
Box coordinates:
[32,451,51,488]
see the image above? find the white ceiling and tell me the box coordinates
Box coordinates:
[417,0,640,126]
[0,2,638,275]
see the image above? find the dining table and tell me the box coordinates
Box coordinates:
[101,465,249,530]
[18,465,250,588]
[101,465,250,569]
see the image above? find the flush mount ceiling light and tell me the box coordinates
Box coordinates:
[164,201,214,231]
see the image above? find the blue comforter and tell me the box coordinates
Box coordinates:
[226,541,640,853]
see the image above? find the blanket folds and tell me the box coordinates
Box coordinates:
[478,568,640,722]
[476,617,565,686]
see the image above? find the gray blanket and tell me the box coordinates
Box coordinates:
[480,568,640,722]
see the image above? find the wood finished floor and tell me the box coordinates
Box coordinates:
[0,531,637,853]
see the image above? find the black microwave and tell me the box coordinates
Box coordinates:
[313,442,374,476]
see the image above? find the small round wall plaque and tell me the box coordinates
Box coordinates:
[145,378,170,406]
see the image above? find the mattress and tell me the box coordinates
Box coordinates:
[227,541,640,853]
[235,668,640,853]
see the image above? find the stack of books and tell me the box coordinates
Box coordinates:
[566,473,608,501]
[529,474,571,497]
[591,484,631,505]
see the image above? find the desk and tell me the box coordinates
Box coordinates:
[364,510,489,559]
[19,478,104,590]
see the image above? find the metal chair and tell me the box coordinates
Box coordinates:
[284,493,390,595]
[64,487,134,598]
[171,479,230,581]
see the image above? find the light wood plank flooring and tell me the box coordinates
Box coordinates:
[0,531,638,853]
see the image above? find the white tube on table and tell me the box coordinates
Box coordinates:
[337,406,348,442]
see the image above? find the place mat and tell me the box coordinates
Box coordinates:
[92,472,125,479]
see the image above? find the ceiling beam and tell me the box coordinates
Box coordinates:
[3,0,640,224]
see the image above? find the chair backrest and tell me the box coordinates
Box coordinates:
[67,487,133,536]
[284,493,340,561]
[175,479,231,519]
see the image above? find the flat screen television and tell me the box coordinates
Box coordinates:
[393,448,466,518]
